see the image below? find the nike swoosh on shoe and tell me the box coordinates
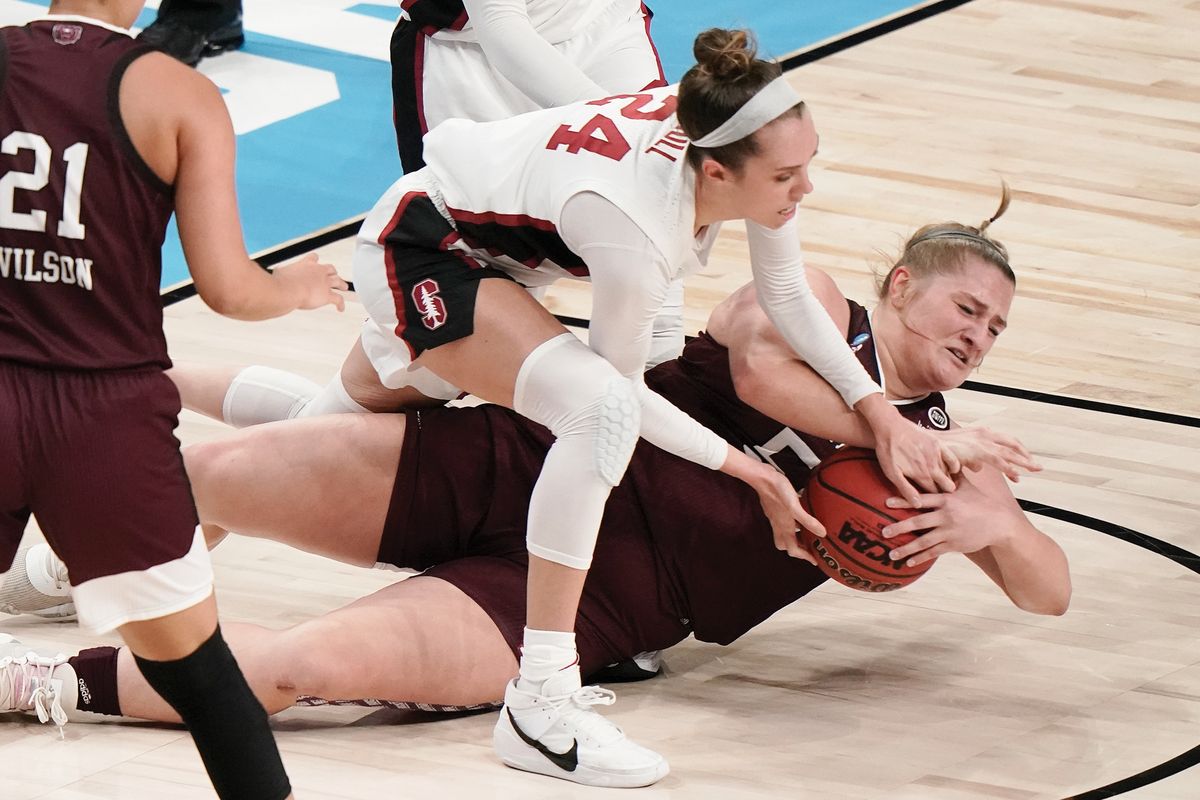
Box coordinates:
[506,708,579,772]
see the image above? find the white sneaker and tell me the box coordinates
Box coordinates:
[0,634,71,734]
[0,542,76,620]
[493,669,669,788]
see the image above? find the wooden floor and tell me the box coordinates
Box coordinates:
[4,0,1199,797]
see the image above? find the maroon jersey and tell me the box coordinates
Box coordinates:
[392,301,953,657]
[0,19,174,370]
[636,299,951,646]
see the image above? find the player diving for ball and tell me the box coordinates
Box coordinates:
[2,197,1071,782]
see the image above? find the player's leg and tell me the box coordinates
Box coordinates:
[410,280,665,787]
[103,574,516,722]
[170,338,449,429]
[183,412,406,565]
[30,369,290,800]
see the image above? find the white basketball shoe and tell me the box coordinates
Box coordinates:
[0,634,71,734]
[0,541,76,619]
[493,668,669,788]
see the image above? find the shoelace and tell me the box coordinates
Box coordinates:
[1,652,69,737]
[557,686,625,745]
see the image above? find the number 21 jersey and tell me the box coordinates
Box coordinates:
[0,18,174,370]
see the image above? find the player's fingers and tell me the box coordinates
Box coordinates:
[941,447,962,475]
[796,505,825,538]
[888,528,942,561]
[902,542,952,567]
[930,464,958,494]
[330,291,346,312]
[882,510,941,539]
[885,494,941,511]
[883,465,922,505]
[790,544,818,565]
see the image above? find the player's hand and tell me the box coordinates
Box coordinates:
[933,426,1041,482]
[858,397,955,503]
[273,253,348,311]
[720,448,822,564]
[750,462,823,565]
[879,477,1018,566]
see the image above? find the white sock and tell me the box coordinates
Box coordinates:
[297,374,370,417]
[517,627,577,692]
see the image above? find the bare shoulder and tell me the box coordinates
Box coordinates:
[804,267,850,329]
[121,51,225,116]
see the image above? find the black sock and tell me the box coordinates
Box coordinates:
[133,626,291,800]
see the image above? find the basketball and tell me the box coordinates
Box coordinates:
[799,448,935,592]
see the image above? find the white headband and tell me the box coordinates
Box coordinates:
[690,75,804,148]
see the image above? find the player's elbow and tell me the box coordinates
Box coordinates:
[1014,581,1071,616]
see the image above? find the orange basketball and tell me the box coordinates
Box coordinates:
[799,448,935,592]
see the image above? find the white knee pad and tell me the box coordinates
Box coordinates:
[514,334,641,570]
[515,333,640,486]
[222,366,324,428]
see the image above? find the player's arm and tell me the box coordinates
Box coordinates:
[464,0,608,106]
[880,433,1071,615]
[122,55,345,320]
[727,273,874,445]
[562,193,824,558]
[746,219,952,501]
[726,275,1038,478]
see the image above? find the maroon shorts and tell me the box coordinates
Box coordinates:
[0,361,210,631]
[378,406,691,678]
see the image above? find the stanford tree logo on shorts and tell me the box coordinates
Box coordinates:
[412,279,447,330]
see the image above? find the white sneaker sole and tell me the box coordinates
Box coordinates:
[493,712,669,788]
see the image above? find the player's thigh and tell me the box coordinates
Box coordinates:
[184,413,404,566]
[279,575,517,705]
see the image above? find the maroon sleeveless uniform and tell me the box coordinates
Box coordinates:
[379,301,951,677]
[0,19,173,370]
[0,19,206,632]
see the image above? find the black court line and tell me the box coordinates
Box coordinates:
[1015,499,1200,797]
[779,0,977,70]
[161,5,1200,791]
[160,218,364,307]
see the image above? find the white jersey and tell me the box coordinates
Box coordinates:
[423,85,881,408]
[423,85,707,288]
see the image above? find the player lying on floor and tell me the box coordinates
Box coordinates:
[3,206,1069,748]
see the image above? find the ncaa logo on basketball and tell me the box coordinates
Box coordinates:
[52,24,84,45]
[927,407,949,429]
[412,279,448,331]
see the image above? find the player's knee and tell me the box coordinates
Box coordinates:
[514,334,641,487]
[222,365,322,427]
[180,438,245,514]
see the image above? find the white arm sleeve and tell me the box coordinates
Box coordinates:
[560,193,727,470]
[747,218,881,407]
[463,0,608,107]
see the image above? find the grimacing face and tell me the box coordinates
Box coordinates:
[891,255,1015,392]
[731,110,818,229]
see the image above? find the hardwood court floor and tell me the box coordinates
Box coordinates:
[3,0,1198,797]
